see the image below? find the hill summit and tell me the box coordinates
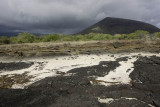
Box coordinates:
[78,17,160,34]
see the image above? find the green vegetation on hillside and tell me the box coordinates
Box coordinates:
[0,30,160,45]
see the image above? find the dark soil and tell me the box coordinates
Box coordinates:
[0,62,34,71]
[68,61,120,77]
[130,56,160,107]
[0,56,160,107]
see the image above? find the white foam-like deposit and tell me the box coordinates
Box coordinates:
[96,57,137,86]
[98,97,114,104]
[0,54,116,89]
[95,52,160,86]
[0,52,160,89]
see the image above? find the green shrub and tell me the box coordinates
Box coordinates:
[154,32,160,38]
[113,34,123,40]
[0,36,10,44]
[0,30,155,44]
[127,30,149,39]
[61,36,72,41]
[34,35,44,43]
[103,34,112,40]
[42,34,60,42]
[61,35,74,41]
[10,36,18,44]
[83,33,112,40]
[17,32,35,43]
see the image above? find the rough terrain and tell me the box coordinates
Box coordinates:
[0,41,160,107]
[0,53,159,107]
[0,40,160,58]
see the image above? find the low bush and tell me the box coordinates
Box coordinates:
[42,34,60,42]
[127,30,149,39]
[16,32,36,43]
[0,30,160,44]
[0,36,10,44]
[154,32,160,38]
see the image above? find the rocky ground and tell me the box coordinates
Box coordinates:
[0,52,160,107]
[0,40,160,107]
[0,40,160,57]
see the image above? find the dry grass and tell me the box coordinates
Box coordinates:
[0,40,159,58]
[0,72,33,88]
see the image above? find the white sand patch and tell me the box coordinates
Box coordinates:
[98,97,114,104]
[12,84,28,89]
[0,54,116,89]
[121,97,138,100]
[0,52,160,89]
[95,52,160,86]
[96,57,137,86]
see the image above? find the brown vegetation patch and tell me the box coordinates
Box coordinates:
[0,72,33,88]
[0,40,160,57]
[56,71,66,75]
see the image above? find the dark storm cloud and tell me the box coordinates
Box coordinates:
[0,0,160,34]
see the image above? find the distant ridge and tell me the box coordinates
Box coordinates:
[78,17,160,35]
[0,32,19,37]
[0,32,42,37]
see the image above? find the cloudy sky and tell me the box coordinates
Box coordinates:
[0,0,160,34]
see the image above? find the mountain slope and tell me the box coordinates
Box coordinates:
[78,17,160,35]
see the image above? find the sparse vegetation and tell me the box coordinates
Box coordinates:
[0,30,160,44]
[154,32,160,38]
[0,36,10,44]
[0,72,33,88]
[42,34,60,42]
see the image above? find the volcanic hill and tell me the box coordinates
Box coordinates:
[78,17,160,35]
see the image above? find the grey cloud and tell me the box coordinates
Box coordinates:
[0,0,160,34]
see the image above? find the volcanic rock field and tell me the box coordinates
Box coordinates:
[0,52,160,107]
